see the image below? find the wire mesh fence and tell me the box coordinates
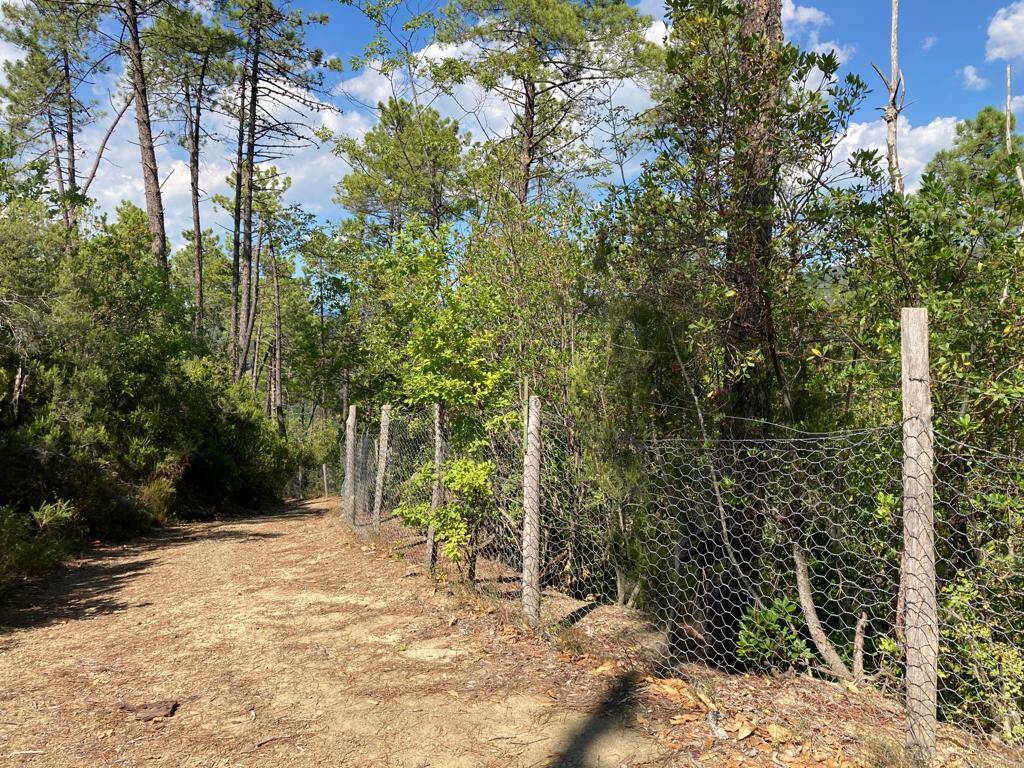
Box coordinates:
[333,401,1023,757]
[326,321,1022,762]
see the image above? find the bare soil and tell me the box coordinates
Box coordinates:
[0,499,1018,768]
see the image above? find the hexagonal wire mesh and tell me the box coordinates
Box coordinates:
[335,402,1023,755]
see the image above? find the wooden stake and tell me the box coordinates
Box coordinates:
[344,405,357,523]
[425,402,446,572]
[521,395,542,628]
[900,307,937,765]
[371,405,391,532]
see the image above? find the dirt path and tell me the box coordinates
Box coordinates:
[0,499,669,768]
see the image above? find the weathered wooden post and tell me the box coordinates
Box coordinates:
[521,395,542,628]
[900,307,938,765]
[425,402,446,572]
[322,463,328,497]
[344,405,357,524]
[371,405,391,533]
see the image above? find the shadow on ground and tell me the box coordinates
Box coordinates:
[547,672,641,767]
[0,498,330,634]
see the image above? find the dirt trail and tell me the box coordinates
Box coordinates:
[0,499,668,768]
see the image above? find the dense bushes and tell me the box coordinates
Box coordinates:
[0,202,299,575]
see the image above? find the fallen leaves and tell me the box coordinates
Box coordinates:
[764,723,795,744]
[642,676,706,709]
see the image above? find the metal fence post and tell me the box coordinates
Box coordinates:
[344,404,357,524]
[425,402,446,572]
[901,307,938,765]
[522,395,542,628]
[372,404,391,533]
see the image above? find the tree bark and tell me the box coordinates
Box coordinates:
[46,109,70,230]
[229,62,247,371]
[723,0,784,440]
[876,0,905,196]
[186,53,210,338]
[516,77,536,206]
[792,542,853,681]
[237,8,262,379]
[122,0,167,268]
[270,235,285,437]
[1005,65,1024,203]
[61,50,76,198]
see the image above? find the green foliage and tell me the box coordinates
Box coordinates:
[737,597,813,672]
[0,500,78,577]
[1,199,299,550]
[939,573,1024,742]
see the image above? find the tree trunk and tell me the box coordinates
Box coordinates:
[238,221,263,374]
[270,236,285,437]
[237,11,262,379]
[516,77,536,206]
[792,542,853,681]
[61,50,76,198]
[122,0,167,268]
[883,0,904,196]
[46,109,69,230]
[187,55,210,338]
[1006,65,1024,202]
[723,0,783,441]
[229,61,247,370]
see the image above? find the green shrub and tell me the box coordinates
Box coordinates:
[0,500,78,577]
[737,596,813,672]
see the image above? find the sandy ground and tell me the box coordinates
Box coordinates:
[0,499,669,768]
[1,498,1020,768]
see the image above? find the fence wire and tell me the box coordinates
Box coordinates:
[337,404,1024,754]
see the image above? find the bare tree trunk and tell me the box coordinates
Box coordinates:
[61,48,79,241]
[229,62,247,370]
[82,96,133,197]
[516,77,536,206]
[238,221,263,374]
[186,54,210,338]
[271,237,285,437]
[237,13,262,379]
[122,0,167,268]
[792,542,853,681]
[1006,65,1024,203]
[46,110,70,230]
[874,0,905,195]
[61,50,76,199]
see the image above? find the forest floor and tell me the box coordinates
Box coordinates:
[0,498,1017,768]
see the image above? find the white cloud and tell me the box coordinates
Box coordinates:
[959,65,990,91]
[633,0,665,20]
[0,39,24,67]
[921,35,938,51]
[644,19,668,45]
[810,39,856,66]
[839,116,959,191]
[782,0,830,35]
[987,2,1024,61]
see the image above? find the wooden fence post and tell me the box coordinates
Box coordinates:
[522,395,542,628]
[900,307,938,765]
[425,402,446,572]
[371,405,391,533]
[322,463,328,497]
[344,405,357,524]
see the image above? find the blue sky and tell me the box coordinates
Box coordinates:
[5,0,1024,246]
